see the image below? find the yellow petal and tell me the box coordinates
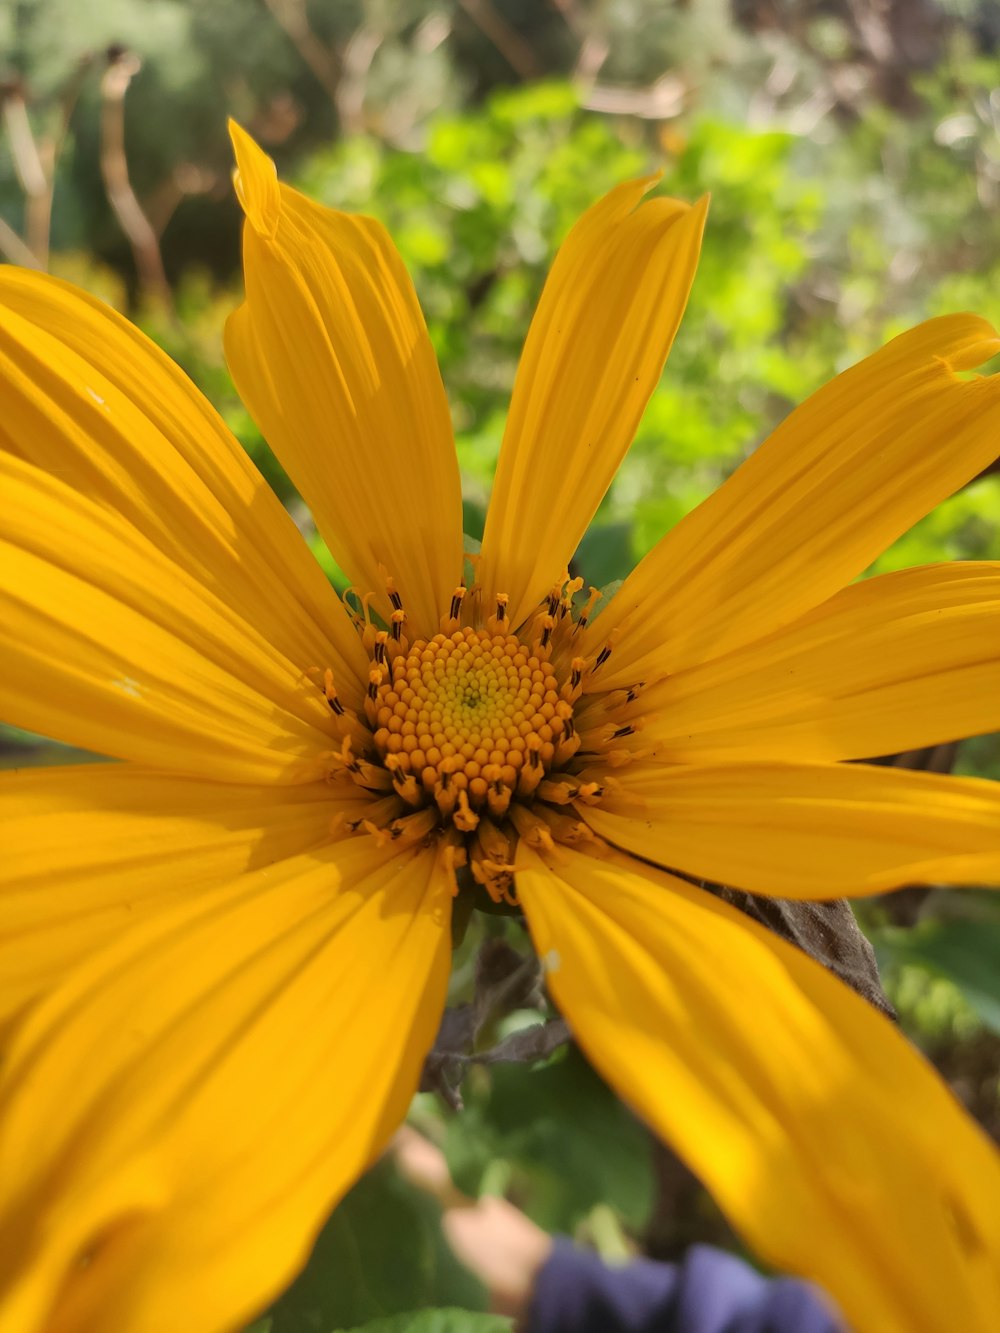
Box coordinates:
[0,763,366,1023]
[1,453,336,782]
[517,844,1000,1333]
[225,122,463,638]
[478,180,707,629]
[0,266,365,700]
[0,838,451,1333]
[585,316,1000,688]
[582,760,1000,897]
[633,561,1000,762]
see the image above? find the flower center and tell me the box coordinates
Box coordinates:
[316,574,614,905]
[371,628,571,824]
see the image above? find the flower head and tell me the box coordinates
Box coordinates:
[1,122,1000,1333]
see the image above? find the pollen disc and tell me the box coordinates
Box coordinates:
[372,626,567,807]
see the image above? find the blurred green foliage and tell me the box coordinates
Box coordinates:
[265,1158,490,1330]
[441,1047,653,1236]
[335,1315,511,1333]
[878,918,1000,1037]
[3,1,1000,1325]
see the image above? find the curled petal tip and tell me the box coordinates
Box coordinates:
[228,119,280,240]
[940,312,1000,371]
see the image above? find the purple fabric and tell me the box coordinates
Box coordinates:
[527,1239,844,1333]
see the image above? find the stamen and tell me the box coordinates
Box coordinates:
[382,570,404,612]
[453,789,480,833]
[344,587,379,652]
[486,593,509,636]
[475,816,513,863]
[509,802,556,851]
[353,758,395,792]
[434,768,459,819]
[536,778,577,805]
[516,746,545,799]
[486,777,512,820]
[596,717,644,746]
[386,807,438,845]
[471,854,518,905]
[385,755,423,806]
[533,804,599,844]
[559,576,584,619]
[561,657,587,704]
[319,667,341,711]
[572,781,604,805]
[348,794,405,831]
[442,585,467,631]
[440,834,468,895]
[364,665,384,725]
[574,586,602,633]
[553,719,581,766]
[536,775,604,805]
[325,735,360,777]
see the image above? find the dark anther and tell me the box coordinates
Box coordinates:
[594,644,613,669]
[388,588,404,611]
[540,623,553,650]
[328,696,346,715]
[611,725,634,740]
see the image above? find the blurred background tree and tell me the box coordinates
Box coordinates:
[2,2,999,1328]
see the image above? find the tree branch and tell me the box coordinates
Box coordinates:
[99,49,173,311]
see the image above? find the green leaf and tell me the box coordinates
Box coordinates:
[444,1046,653,1234]
[336,1311,513,1333]
[880,921,1000,1035]
[268,1159,487,1332]
[573,523,634,590]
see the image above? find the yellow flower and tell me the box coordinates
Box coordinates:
[1,120,1000,1333]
